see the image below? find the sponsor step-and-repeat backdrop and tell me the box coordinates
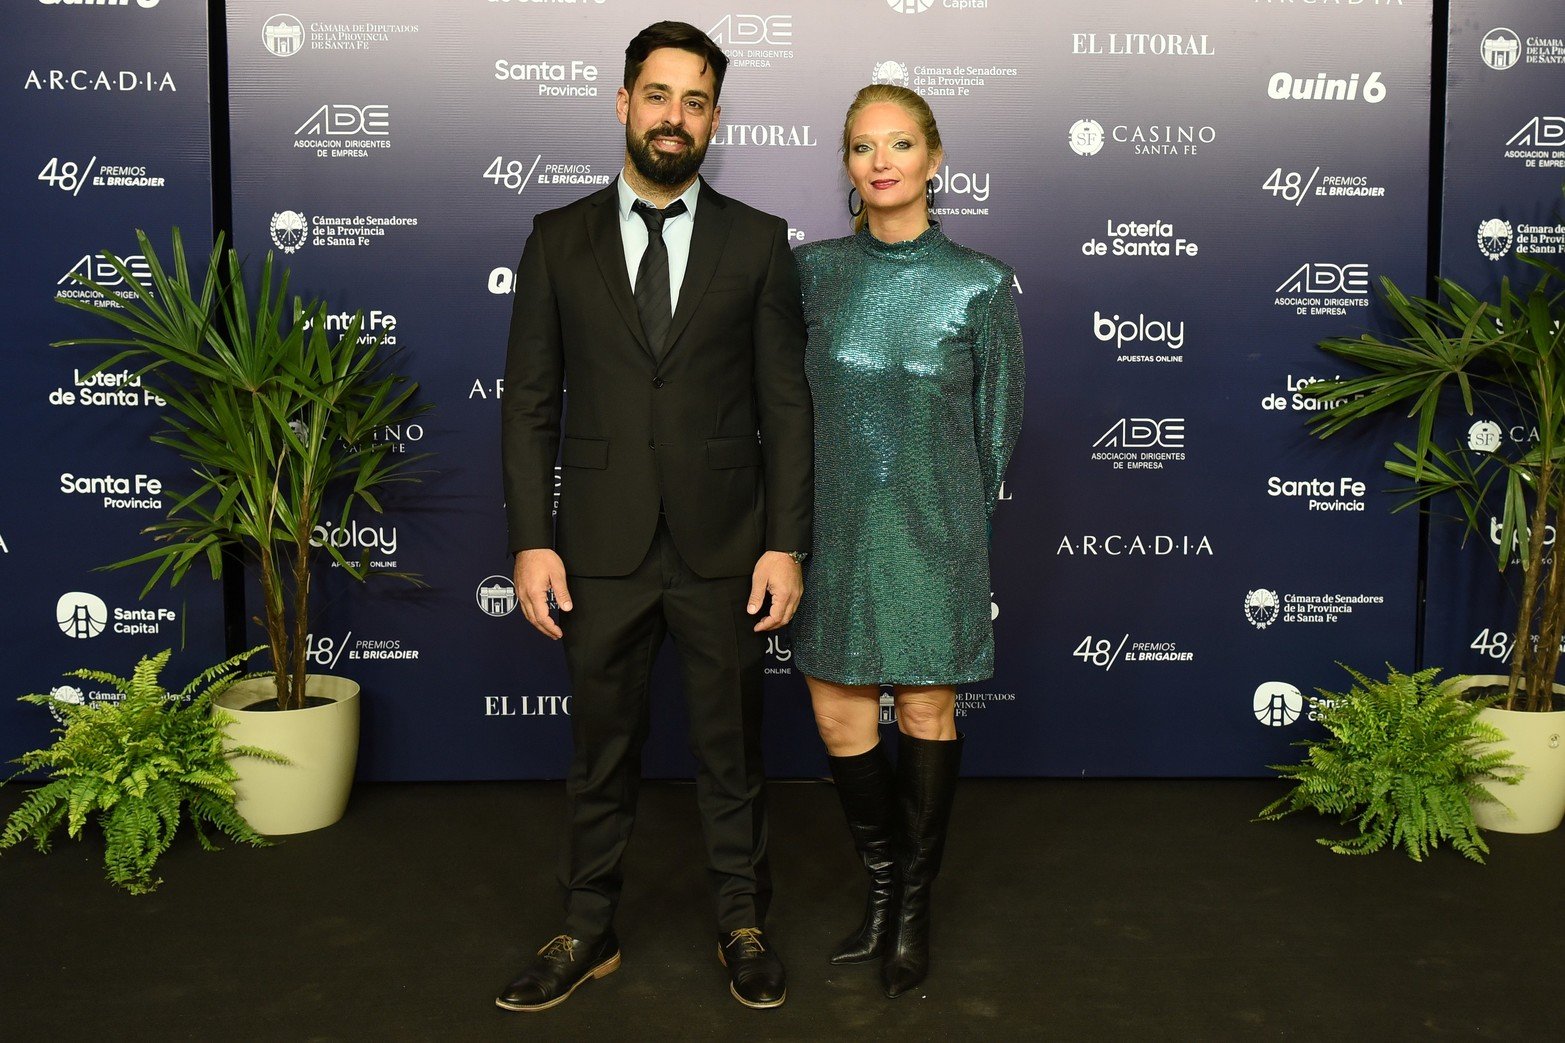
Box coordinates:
[2,1,224,768]
[219,0,1429,780]
[1424,3,1565,679]
[27,2,1555,781]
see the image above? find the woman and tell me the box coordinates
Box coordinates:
[791,84,1024,999]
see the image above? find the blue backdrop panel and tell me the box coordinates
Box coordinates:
[0,1,223,769]
[1423,1,1565,678]
[221,0,1431,780]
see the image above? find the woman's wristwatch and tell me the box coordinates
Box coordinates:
[787,551,808,564]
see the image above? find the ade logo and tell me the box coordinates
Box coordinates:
[707,15,791,46]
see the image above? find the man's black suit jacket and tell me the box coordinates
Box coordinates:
[502,179,812,579]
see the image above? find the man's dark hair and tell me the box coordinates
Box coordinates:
[623,21,729,104]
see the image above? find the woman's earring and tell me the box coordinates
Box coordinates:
[848,187,865,217]
[925,179,936,210]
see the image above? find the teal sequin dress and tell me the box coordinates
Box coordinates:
[791,224,1025,685]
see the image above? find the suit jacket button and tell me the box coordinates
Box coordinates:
[648,440,656,450]
[652,378,665,389]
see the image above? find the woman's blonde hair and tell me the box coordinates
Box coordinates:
[841,84,943,233]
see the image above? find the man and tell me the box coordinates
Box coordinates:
[497,21,811,1013]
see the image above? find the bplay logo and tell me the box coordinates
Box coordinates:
[57,591,108,639]
[872,59,910,86]
[477,575,517,617]
[311,519,399,563]
[1267,71,1386,103]
[1093,311,1186,352]
[1253,681,1303,727]
[263,14,304,57]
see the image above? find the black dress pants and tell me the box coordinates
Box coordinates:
[556,517,771,938]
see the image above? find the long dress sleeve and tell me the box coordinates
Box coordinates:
[973,275,1025,518]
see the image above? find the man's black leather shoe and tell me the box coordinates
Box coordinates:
[495,932,621,1012]
[716,928,787,1008]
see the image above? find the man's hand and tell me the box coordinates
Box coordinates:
[747,551,803,632]
[514,548,572,640]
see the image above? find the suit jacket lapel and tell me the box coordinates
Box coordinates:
[664,181,733,359]
[585,186,653,357]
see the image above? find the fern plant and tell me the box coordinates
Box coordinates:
[1258,665,1523,862]
[0,648,284,894]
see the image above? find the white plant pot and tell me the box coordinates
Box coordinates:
[213,674,361,836]
[1448,675,1565,835]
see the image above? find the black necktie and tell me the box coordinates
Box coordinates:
[632,199,687,356]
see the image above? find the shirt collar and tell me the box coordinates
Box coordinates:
[616,172,702,222]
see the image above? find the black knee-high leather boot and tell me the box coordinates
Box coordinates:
[882,732,963,998]
[826,742,898,964]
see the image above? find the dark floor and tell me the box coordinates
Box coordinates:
[2,778,1560,1041]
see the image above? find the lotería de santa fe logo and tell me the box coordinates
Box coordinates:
[885,0,935,13]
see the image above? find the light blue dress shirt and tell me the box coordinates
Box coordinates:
[616,173,702,315]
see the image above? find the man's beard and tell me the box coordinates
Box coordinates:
[627,123,709,186]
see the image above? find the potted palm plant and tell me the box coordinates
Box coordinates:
[1301,253,1565,833]
[55,228,427,835]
